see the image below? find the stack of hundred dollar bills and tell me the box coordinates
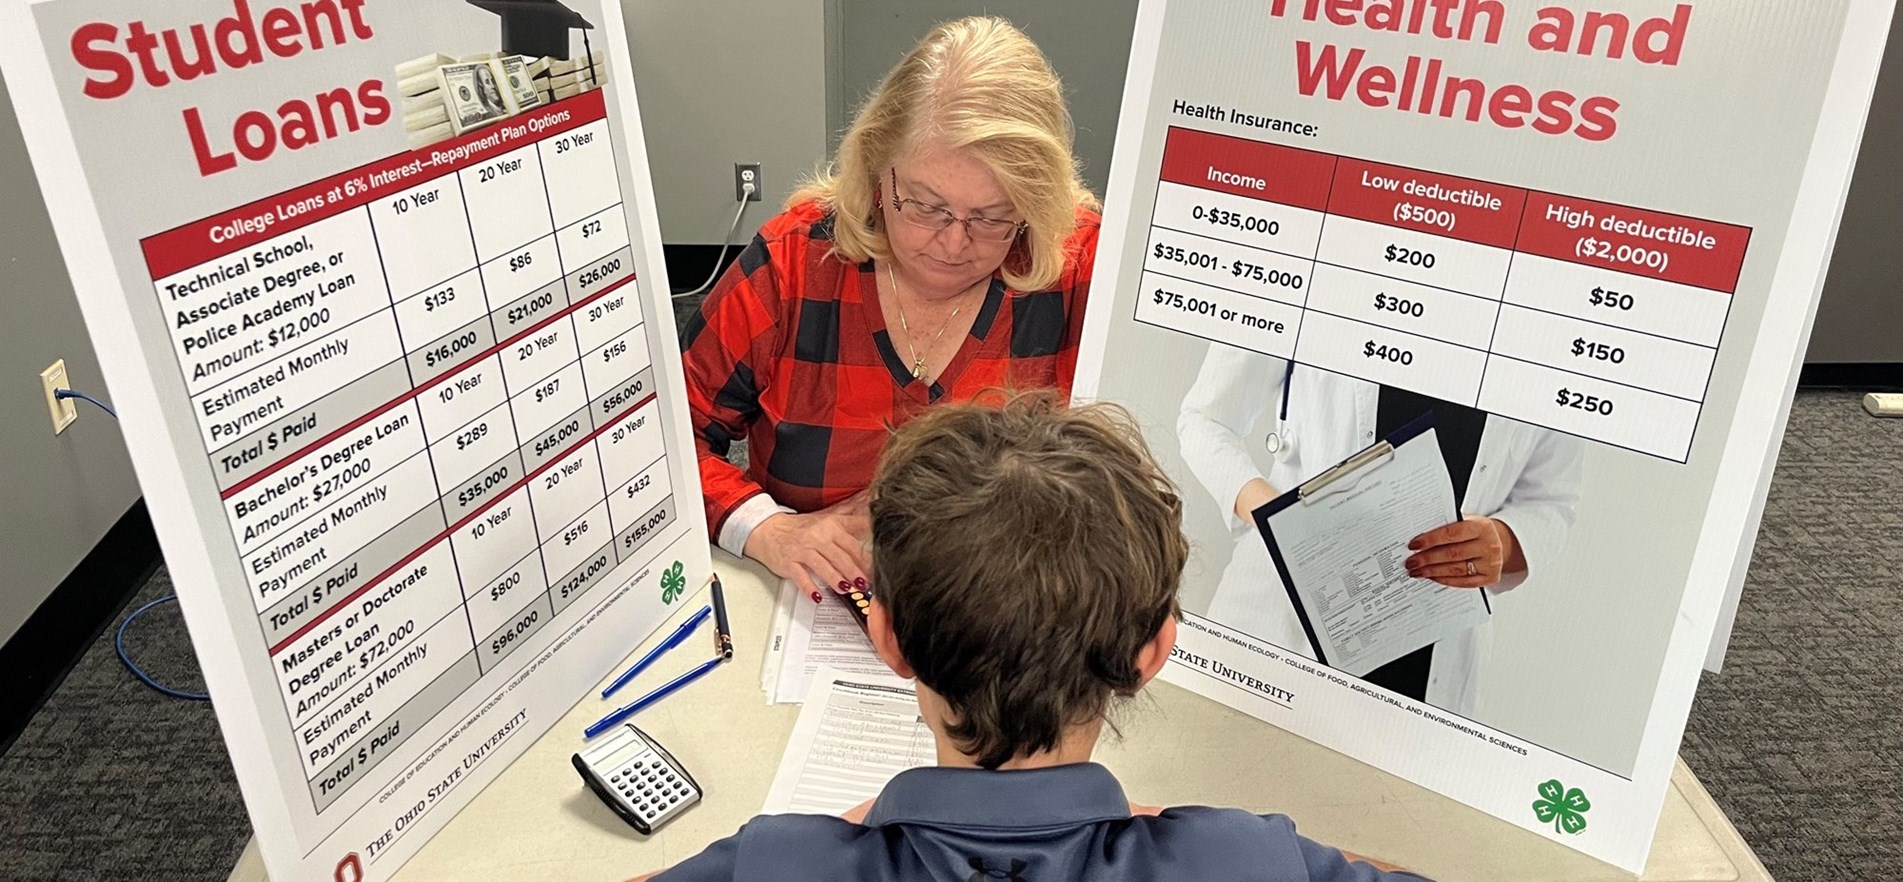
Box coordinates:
[399,49,592,150]
[398,53,455,148]
[536,51,607,105]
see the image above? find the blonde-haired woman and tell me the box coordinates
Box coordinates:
[681,16,1101,599]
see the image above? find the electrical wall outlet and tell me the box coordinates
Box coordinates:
[41,359,76,434]
[734,163,762,202]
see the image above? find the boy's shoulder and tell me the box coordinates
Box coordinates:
[715,808,1301,876]
[1141,807,1312,869]
[1149,808,1431,881]
[687,807,1387,880]
[650,814,867,882]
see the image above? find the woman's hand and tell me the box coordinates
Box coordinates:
[744,493,872,599]
[1405,515,1524,588]
[1232,477,1281,522]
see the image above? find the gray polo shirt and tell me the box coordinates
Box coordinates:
[654,762,1431,880]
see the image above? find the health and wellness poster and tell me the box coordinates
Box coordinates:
[0,1,710,879]
[1076,0,1893,869]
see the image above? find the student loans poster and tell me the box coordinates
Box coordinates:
[1076,0,1893,870]
[0,2,710,879]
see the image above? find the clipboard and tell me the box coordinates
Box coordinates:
[1248,413,1483,669]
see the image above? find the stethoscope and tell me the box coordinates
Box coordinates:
[1263,361,1297,462]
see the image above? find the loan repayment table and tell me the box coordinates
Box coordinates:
[1138,126,1752,462]
[225,552,1773,882]
[146,91,678,813]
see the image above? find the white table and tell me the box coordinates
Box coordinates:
[229,550,1772,882]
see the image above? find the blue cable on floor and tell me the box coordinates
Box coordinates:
[115,595,209,701]
[57,386,207,702]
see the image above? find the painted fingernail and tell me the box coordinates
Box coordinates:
[853,577,867,590]
[837,580,850,592]
[811,591,822,603]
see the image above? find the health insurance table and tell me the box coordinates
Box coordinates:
[142,89,678,815]
[1137,126,1753,462]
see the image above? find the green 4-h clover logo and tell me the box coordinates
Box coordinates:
[660,561,686,604]
[1533,779,1591,835]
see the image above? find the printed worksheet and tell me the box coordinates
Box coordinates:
[760,579,892,704]
[762,667,934,815]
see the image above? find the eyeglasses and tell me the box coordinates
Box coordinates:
[888,168,1026,242]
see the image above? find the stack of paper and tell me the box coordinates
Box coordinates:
[761,667,933,815]
[540,50,607,102]
[397,53,455,148]
[759,579,893,705]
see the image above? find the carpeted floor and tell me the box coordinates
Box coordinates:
[0,390,1895,881]
[1677,389,1903,878]
[0,567,248,881]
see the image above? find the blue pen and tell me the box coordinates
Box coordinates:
[601,605,712,698]
[585,655,723,739]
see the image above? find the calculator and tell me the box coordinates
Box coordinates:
[572,723,702,834]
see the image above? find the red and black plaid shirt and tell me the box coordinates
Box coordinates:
[681,200,1102,535]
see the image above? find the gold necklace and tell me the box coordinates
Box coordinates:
[887,264,973,381]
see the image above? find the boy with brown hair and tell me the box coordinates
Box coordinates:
[640,392,1427,880]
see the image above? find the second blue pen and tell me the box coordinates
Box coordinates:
[602,604,712,698]
[585,655,723,740]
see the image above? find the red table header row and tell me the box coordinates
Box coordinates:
[1327,156,1527,250]
[1157,126,1752,292]
[1516,192,1751,293]
[142,90,608,280]
[1159,126,1335,210]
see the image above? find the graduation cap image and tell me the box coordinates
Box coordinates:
[466,0,594,60]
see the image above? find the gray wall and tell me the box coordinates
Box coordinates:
[1807,8,1903,364]
[0,75,141,646]
[832,1,1141,195]
[624,0,829,245]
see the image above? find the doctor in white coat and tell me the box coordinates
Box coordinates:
[1177,343,1584,715]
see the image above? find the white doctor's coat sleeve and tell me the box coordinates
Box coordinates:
[1176,345,1288,538]
[1487,429,1585,593]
